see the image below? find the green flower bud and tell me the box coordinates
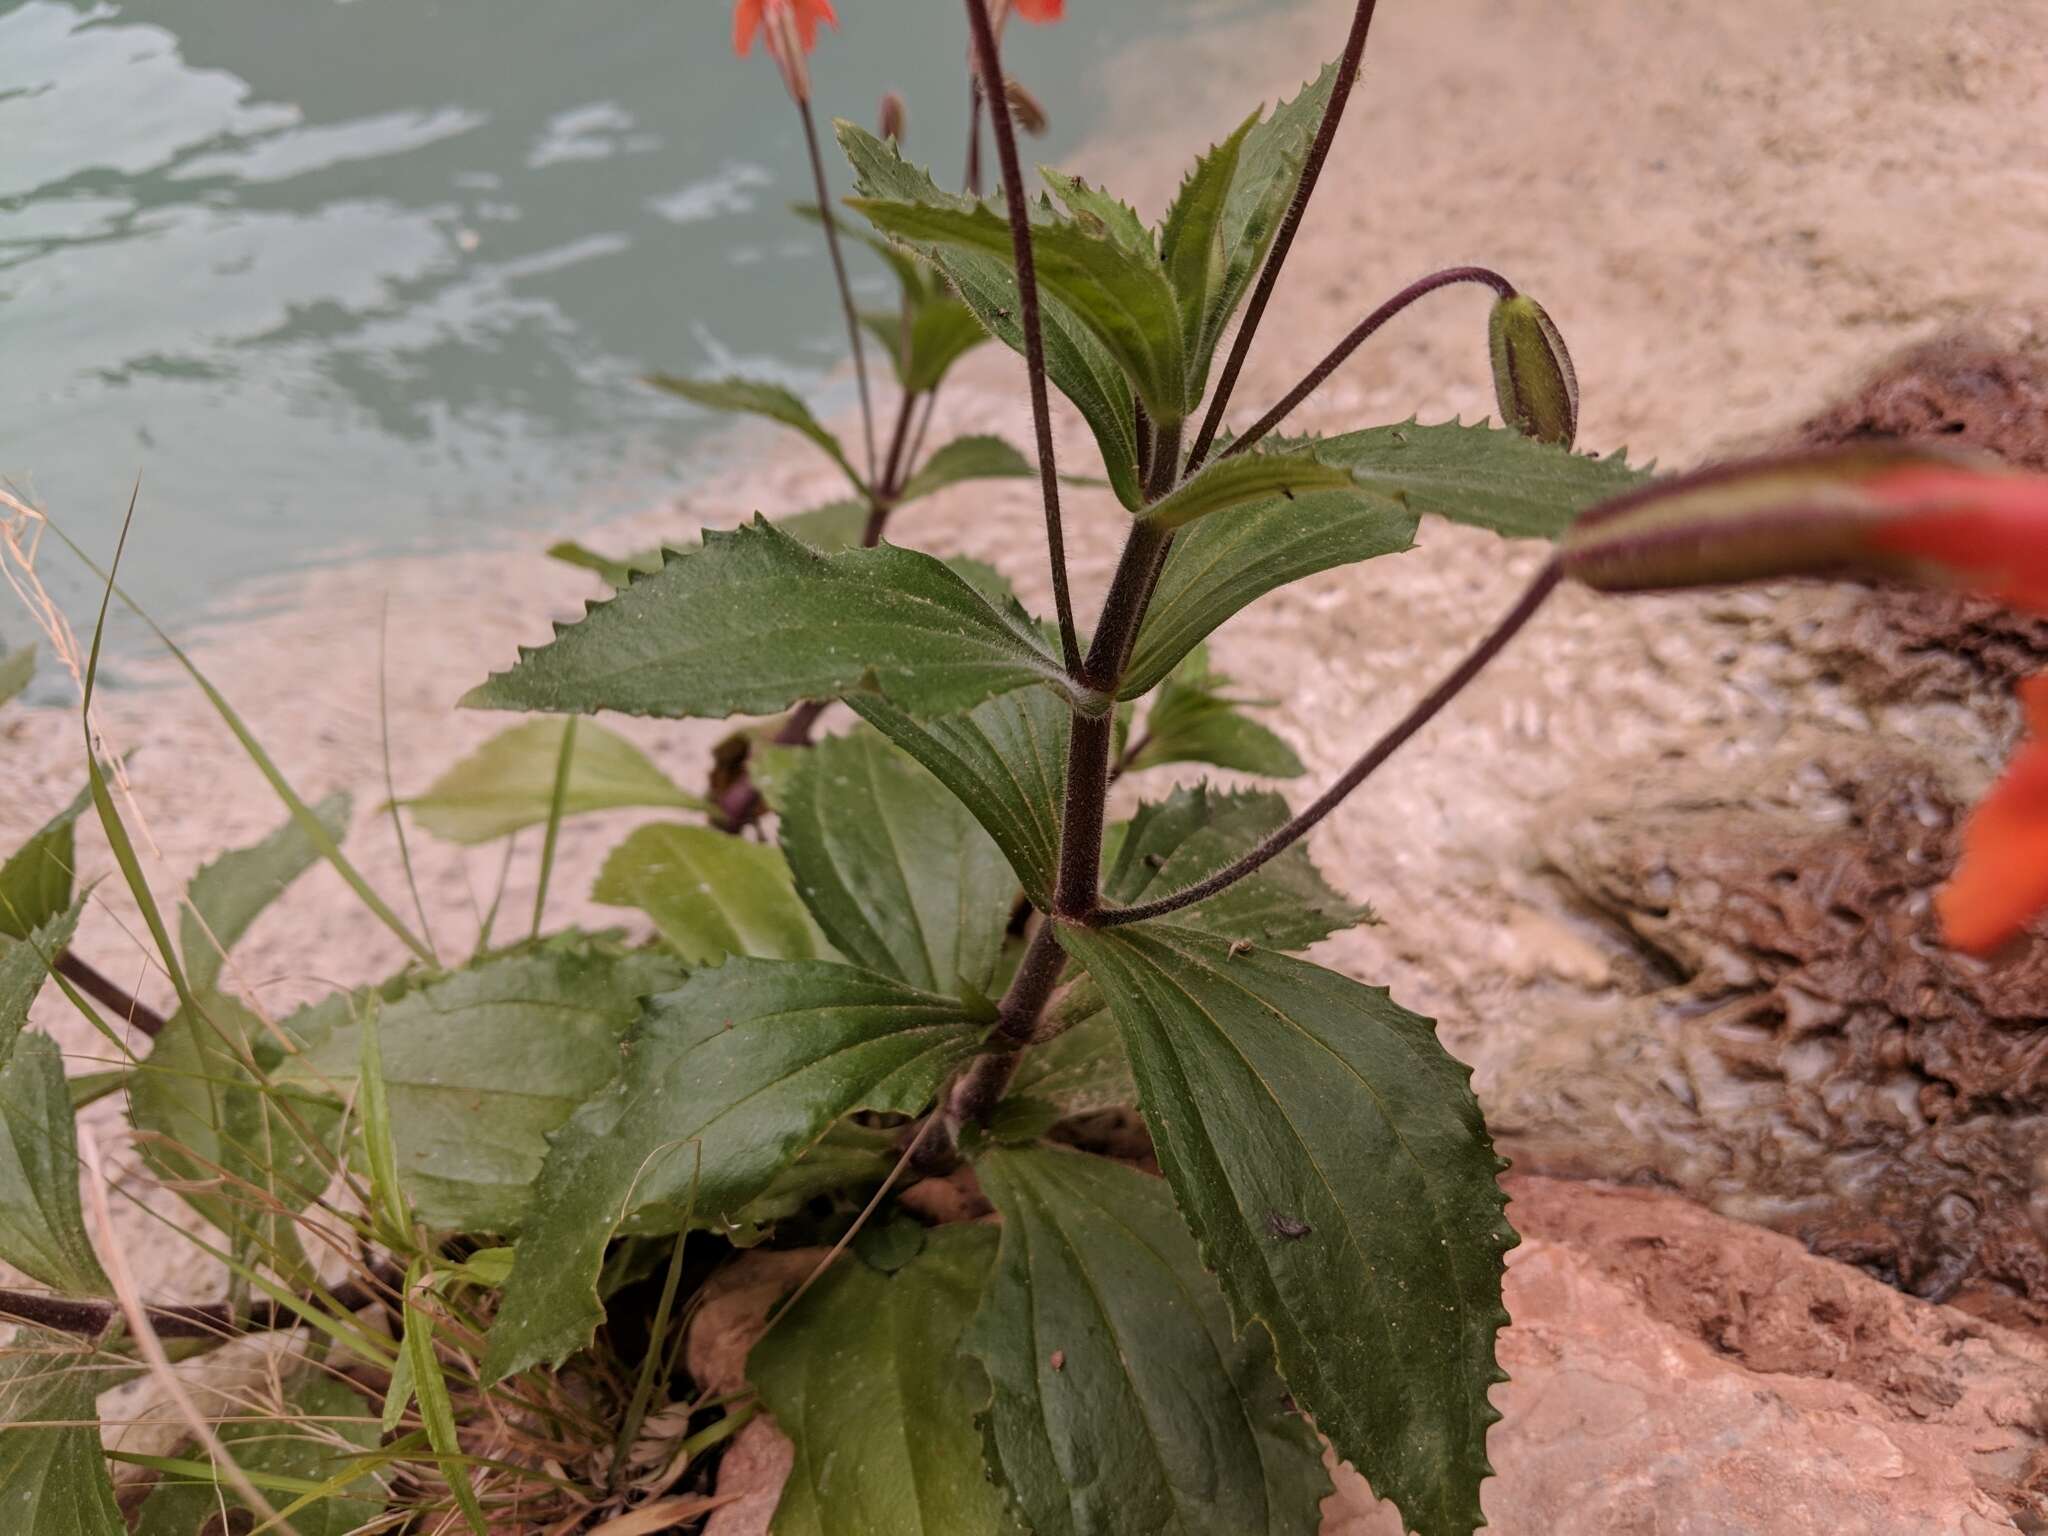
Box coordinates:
[1489,294,1579,449]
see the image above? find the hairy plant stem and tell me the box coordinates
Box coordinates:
[937,421,1184,1152]
[964,0,1082,674]
[874,389,924,519]
[956,921,1067,1104]
[1185,0,1381,474]
[1095,561,1564,927]
[796,96,878,489]
[903,390,941,481]
[1053,420,1180,918]
[918,917,1069,1169]
[1226,265,1517,458]
[55,951,166,1038]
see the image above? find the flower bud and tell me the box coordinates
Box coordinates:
[1489,294,1578,449]
[1003,78,1050,136]
[877,91,907,144]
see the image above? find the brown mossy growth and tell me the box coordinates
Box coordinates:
[1538,740,2048,1324]
[1792,335,2048,700]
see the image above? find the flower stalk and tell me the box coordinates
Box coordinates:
[1226,265,1517,458]
[1185,0,1383,473]
[1094,561,1565,927]
[963,0,1082,674]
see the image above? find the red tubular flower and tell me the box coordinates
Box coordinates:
[732,0,838,56]
[1560,443,2048,956]
[1559,443,2048,602]
[732,0,839,101]
[1940,675,2048,956]
[1011,0,1066,20]
[1861,466,2048,615]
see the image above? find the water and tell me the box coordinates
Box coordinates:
[1,0,1275,652]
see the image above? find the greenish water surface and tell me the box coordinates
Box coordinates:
[1,0,1275,662]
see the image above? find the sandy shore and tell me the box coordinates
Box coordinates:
[6,0,2046,1309]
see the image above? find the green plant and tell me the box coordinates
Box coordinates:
[455,3,1644,1532]
[7,4,2048,1536]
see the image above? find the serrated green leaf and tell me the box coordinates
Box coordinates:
[181,793,350,993]
[273,946,684,1233]
[840,125,1142,509]
[1159,114,1257,388]
[1,903,81,1069]
[130,990,344,1274]
[0,786,91,942]
[132,1373,381,1536]
[1295,419,1650,540]
[1008,1008,1132,1116]
[1211,64,1336,364]
[779,499,872,552]
[752,1225,1019,1536]
[1105,785,1368,949]
[1039,168,1154,256]
[404,721,701,846]
[0,1333,126,1535]
[0,1034,109,1296]
[547,539,663,589]
[1142,445,1360,531]
[848,686,1069,907]
[648,375,865,494]
[778,732,1012,994]
[481,959,989,1380]
[594,822,826,966]
[1129,647,1303,778]
[848,193,1188,425]
[897,434,1036,505]
[0,645,33,708]
[904,297,993,394]
[1057,926,1515,1536]
[1124,487,1416,699]
[464,517,1076,721]
[966,1146,1329,1536]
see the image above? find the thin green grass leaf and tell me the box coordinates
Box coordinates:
[80,485,201,1017]
[529,717,576,938]
[41,512,434,965]
[357,1000,410,1243]
[613,1144,698,1476]
[400,1260,489,1536]
[379,601,439,963]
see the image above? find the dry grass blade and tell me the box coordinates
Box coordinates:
[586,1492,739,1536]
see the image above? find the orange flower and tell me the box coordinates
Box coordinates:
[1940,675,2048,956]
[1560,443,2048,956]
[732,0,838,56]
[733,0,839,101]
[1861,465,2048,616]
[1011,0,1066,20]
